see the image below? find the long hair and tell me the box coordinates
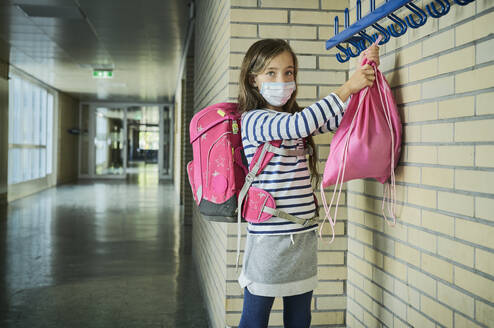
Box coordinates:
[238,39,320,189]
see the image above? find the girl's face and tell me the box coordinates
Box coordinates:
[252,50,295,110]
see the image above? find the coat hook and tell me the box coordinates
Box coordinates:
[405,3,428,28]
[453,0,474,5]
[334,15,339,35]
[387,12,408,37]
[359,30,378,49]
[341,8,362,56]
[369,0,390,45]
[344,8,350,29]
[384,0,407,37]
[356,0,377,49]
[357,0,362,21]
[426,0,451,18]
[336,44,351,63]
[371,22,391,44]
[334,16,351,63]
[348,38,363,56]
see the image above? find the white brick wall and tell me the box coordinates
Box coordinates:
[192,1,494,327]
[345,0,494,327]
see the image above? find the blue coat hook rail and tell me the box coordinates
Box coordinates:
[328,0,476,63]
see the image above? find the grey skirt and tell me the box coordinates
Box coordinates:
[238,229,318,297]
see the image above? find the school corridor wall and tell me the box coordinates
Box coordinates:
[345,0,494,327]
[190,0,494,327]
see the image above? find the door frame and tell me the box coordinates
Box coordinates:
[159,104,174,180]
[78,102,172,180]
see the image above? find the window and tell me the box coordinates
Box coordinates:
[8,74,54,185]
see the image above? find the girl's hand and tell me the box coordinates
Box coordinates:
[347,64,376,93]
[334,64,375,102]
[334,43,380,102]
[359,43,380,66]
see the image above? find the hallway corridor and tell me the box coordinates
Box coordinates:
[0,181,208,328]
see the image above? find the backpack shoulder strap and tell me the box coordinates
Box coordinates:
[248,140,312,174]
[267,143,313,157]
[248,140,280,174]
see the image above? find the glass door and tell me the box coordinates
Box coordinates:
[93,106,126,177]
[159,106,173,179]
[79,103,170,179]
[79,104,90,177]
[126,106,159,181]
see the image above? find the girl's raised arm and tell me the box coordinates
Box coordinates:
[242,93,345,143]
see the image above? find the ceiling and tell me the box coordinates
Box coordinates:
[0,0,191,103]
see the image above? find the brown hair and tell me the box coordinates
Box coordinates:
[238,39,320,189]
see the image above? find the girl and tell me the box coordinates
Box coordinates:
[237,38,380,328]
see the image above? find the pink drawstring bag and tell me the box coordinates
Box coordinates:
[320,43,402,242]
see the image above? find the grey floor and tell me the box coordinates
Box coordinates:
[0,177,209,328]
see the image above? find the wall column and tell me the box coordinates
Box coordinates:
[0,61,8,206]
[182,35,195,225]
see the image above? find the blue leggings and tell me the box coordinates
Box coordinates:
[238,288,312,328]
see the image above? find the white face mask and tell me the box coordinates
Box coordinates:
[259,81,296,107]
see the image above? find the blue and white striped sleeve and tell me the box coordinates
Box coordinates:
[242,93,345,143]
[312,93,347,136]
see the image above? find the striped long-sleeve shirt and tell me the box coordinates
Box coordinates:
[241,93,346,235]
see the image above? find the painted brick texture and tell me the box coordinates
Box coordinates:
[192,1,494,327]
[192,1,232,328]
[345,1,494,327]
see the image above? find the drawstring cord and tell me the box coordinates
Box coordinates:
[320,88,368,243]
[367,34,397,225]
[375,66,397,226]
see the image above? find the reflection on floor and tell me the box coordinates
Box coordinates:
[126,161,158,175]
[127,162,160,187]
[0,181,208,328]
[95,162,158,179]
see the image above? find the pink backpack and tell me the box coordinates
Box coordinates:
[187,103,246,222]
[320,54,402,242]
[187,103,315,226]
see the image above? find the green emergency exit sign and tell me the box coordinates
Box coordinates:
[93,70,113,78]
